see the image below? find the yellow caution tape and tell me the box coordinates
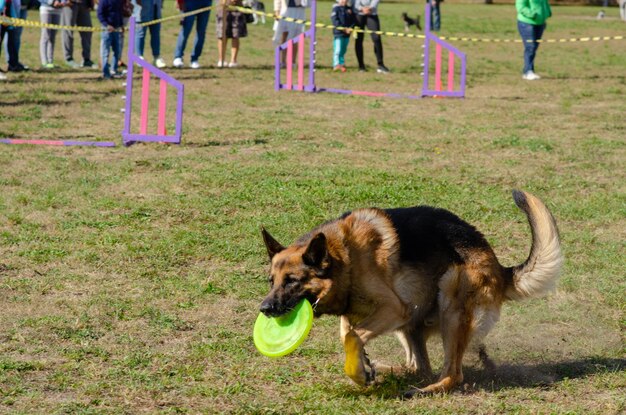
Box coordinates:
[0,15,104,32]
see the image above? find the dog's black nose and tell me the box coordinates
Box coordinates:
[260,299,275,316]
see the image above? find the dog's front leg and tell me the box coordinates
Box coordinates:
[343,300,411,386]
[343,329,375,386]
[340,316,375,386]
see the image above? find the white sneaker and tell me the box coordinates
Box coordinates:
[173,57,184,68]
[190,61,200,69]
[66,59,81,69]
[522,71,541,80]
[216,60,224,68]
[0,71,7,81]
[154,57,166,68]
[228,61,238,68]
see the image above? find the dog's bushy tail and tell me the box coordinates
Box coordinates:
[504,190,564,301]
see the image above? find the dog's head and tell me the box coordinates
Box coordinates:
[259,228,333,317]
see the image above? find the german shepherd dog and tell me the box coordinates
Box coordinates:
[260,190,562,395]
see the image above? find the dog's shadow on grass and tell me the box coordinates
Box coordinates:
[329,356,625,399]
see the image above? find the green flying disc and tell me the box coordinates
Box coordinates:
[253,299,314,358]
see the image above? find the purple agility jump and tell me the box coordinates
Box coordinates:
[274,6,316,92]
[274,1,466,99]
[421,3,466,98]
[0,139,116,147]
[122,17,185,146]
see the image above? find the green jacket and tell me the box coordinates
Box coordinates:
[516,0,551,25]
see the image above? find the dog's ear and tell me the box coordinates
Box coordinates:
[261,227,285,260]
[303,233,328,268]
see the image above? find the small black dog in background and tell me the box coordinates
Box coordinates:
[243,0,266,24]
[402,13,421,31]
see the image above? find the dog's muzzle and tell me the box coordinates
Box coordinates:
[259,298,286,317]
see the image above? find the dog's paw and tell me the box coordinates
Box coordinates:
[343,331,375,386]
[363,351,376,385]
[402,387,427,400]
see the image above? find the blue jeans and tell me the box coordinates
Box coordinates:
[135,1,162,58]
[174,0,212,61]
[3,8,26,64]
[0,23,18,67]
[517,20,545,74]
[101,29,121,77]
[428,0,440,31]
[333,36,349,67]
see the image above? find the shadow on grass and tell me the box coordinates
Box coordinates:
[185,138,269,147]
[329,356,625,399]
[0,99,64,107]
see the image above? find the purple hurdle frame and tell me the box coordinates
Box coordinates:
[122,17,185,146]
[274,1,317,92]
[0,139,116,147]
[274,1,466,99]
[421,3,466,98]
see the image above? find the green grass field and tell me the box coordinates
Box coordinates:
[1,1,625,413]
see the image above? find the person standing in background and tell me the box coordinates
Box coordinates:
[97,0,124,78]
[61,0,95,68]
[40,0,71,68]
[516,0,551,80]
[215,0,247,67]
[172,0,212,68]
[3,0,30,72]
[116,0,134,70]
[427,0,441,31]
[133,0,166,68]
[272,0,306,67]
[330,0,354,72]
[0,0,19,79]
[353,0,389,73]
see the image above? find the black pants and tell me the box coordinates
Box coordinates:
[354,14,384,68]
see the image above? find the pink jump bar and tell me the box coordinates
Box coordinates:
[435,43,442,92]
[297,33,305,91]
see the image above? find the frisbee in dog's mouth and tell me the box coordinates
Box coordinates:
[253,298,313,357]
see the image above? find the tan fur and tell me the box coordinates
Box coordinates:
[260,190,563,395]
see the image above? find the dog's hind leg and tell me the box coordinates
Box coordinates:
[476,343,496,372]
[468,306,499,373]
[405,267,474,396]
[405,264,504,397]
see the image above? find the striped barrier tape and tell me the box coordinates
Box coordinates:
[2,8,624,43]
[230,6,625,43]
[0,14,105,32]
[0,6,218,31]
[438,34,625,43]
